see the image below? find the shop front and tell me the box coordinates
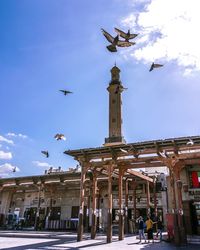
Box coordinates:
[186,169,200,235]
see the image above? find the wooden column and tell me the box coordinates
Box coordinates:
[146,181,150,216]
[97,187,102,231]
[91,171,97,239]
[49,186,54,218]
[174,162,187,245]
[170,168,177,212]
[153,178,157,219]
[77,163,87,242]
[8,188,16,212]
[107,164,113,243]
[132,180,137,233]
[174,168,183,223]
[34,184,42,230]
[153,178,158,232]
[169,166,180,245]
[124,179,129,234]
[118,168,124,241]
[86,189,91,232]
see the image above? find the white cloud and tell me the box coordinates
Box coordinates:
[0,163,20,177]
[7,132,28,139]
[120,0,200,74]
[32,161,52,168]
[0,135,14,145]
[0,150,12,160]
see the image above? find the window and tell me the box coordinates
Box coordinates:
[71,206,79,218]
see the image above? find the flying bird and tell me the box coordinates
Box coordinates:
[186,139,194,146]
[149,62,164,72]
[115,85,128,94]
[54,133,66,141]
[114,27,138,41]
[101,28,135,52]
[41,150,49,158]
[157,150,169,158]
[12,166,16,173]
[120,148,129,154]
[59,90,73,96]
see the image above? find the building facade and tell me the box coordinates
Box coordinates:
[0,167,167,232]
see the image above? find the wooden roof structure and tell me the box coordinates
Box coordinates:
[64,135,200,157]
[64,135,200,243]
[64,135,200,177]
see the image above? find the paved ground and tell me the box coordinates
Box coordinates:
[0,231,199,250]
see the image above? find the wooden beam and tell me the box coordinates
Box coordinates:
[176,152,200,160]
[126,169,154,183]
[64,139,200,160]
[89,150,200,167]
[185,158,200,165]
[121,162,166,169]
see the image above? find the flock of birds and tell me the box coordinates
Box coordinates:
[40,27,165,160]
[41,91,70,158]
[101,27,163,72]
[41,133,67,158]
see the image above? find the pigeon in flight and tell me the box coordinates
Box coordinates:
[115,85,128,94]
[149,62,164,72]
[59,90,73,96]
[120,148,129,154]
[158,150,169,158]
[101,28,135,52]
[12,166,16,173]
[41,150,49,158]
[114,28,138,41]
[186,139,194,146]
[54,133,66,141]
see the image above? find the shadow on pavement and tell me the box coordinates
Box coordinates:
[1,232,200,250]
[1,236,110,250]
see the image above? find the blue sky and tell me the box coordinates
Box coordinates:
[1,0,200,177]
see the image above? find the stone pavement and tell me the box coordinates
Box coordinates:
[0,231,199,250]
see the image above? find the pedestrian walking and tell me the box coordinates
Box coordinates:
[156,218,163,241]
[146,216,155,243]
[136,216,146,243]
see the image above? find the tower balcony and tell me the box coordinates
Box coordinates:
[104,136,126,146]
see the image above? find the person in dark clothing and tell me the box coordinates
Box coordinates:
[156,218,163,241]
[136,216,146,243]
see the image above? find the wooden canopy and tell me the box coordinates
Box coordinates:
[64,135,200,243]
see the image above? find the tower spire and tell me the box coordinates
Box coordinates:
[104,66,126,146]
